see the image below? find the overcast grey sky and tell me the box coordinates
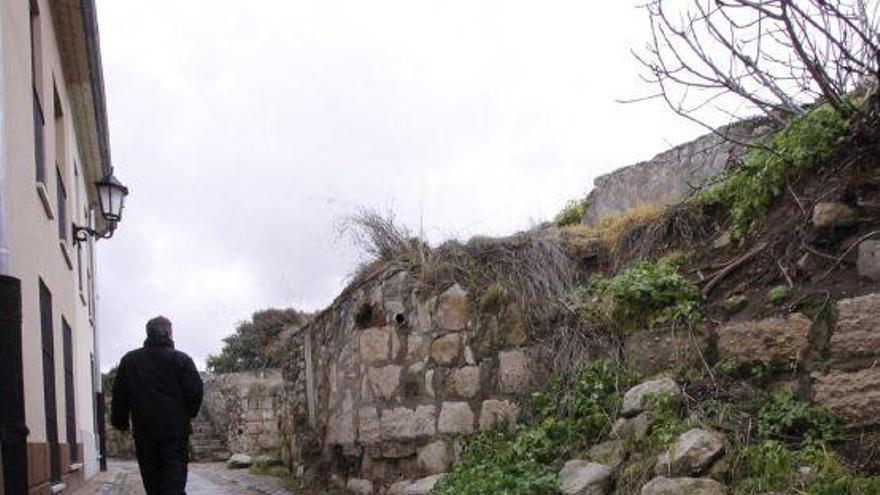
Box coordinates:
[95,0,709,371]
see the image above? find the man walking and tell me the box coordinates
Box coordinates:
[111,316,204,494]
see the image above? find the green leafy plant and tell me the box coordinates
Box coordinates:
[575,259,703,332]
[641,392,693,452]
[732,441,880,495]
[699,104,850,238]
[767,285,792,305]
[433,361,632,495]
[554,197,590,226]
[758,389,839,444]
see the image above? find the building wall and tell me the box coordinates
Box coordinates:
[1,0,103,492]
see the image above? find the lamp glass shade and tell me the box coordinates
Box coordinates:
[95,172,129,223]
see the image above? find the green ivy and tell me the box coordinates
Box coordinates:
[699,104,850,238]
[767,285,792,305]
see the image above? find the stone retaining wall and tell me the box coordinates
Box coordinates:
[202,369,284,456]
[582,119,768,224]
[279,268,537,490]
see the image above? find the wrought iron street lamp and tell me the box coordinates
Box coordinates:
[73,171,129,245]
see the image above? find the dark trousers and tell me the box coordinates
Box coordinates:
[134,436,189,495]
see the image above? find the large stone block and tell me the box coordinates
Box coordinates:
[438,402,474,434]
[327,391,356,444]
[406,334,430,365]
[388,474,445,495]
[431,334,460,365]
[654,429,724,477]
[640,477,727,495]
[830,293,880,370]
[813,368,880,427]
[435,284,469,331]
[588,440,627,470]
[812,202,857,228]
[380,405,437,440]
[443,366,481,399]
[359,406,381,444]
[368,365,402,400]
[360,327,392,364]
[621,378,681,417]
[417,440,450,475]
[479,399,520,431]
[558,460,613,495]
[624,327,708,375]
[347,478,374,494]
[717,313,811,366]
[857,240,880,281]
[498,349,530,394]
[610,412,652,442]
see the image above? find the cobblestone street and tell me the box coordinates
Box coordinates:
[72,461,295,495]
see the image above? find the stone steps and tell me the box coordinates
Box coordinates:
[189,416,228,462]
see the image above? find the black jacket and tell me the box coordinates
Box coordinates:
[111,335,204,439]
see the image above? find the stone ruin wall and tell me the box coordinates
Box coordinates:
[275,259,880,492]
[279,267,538,491]
[582,119,769,224]
[201,370,285,456]
[105,370,285,460]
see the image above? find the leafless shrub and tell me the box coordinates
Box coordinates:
[609,201,716,270]
[424,231,580,327]
[632,0,880,135]
[344,208,417,261]
[529,324,621,376]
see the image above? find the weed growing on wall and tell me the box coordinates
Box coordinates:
[733,440,880,495]
[432,361,633,495]
[699,103,850,238]
[570,258,702,333]
[758,389,839,445]
[554,197,590,226]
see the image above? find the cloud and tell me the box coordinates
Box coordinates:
[96,0,708,370]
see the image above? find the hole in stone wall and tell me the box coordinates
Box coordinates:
[394,312,407,326]
[355,303,373,329]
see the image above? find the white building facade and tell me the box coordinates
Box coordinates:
[0,0,119,493]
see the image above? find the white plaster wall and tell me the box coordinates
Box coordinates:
[2,0,103,473]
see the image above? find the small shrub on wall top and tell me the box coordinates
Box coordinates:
[554,197,590,226]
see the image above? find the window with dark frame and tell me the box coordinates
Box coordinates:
[30,0,45,184]
[54,82,65,171]
[39,279,61,484]
[62,318,77,463]
[56,168,67,241]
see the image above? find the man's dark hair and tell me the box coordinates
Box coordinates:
[146,316,173,339]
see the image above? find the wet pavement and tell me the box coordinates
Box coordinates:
[71,460,295,495]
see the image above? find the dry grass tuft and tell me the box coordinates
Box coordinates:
[423,232,579,327]
[591,204,667,250]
